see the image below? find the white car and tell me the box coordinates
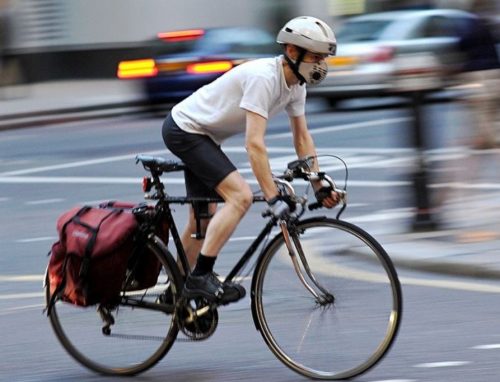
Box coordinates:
[308,9,478,106]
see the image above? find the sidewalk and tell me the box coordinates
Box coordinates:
[0,79,147,130]
[368,169,500,279]
[1,80,500,279]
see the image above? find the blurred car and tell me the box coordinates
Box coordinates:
[308,9,479,106]
[117,26,279,103]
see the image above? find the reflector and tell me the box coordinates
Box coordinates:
[157,29,205,42]
[186,61,233,74]
[117,59,158,79]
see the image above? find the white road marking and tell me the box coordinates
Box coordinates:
[348,208,413,223]
[0,176,145,184]
[3,174,500,193]
[267,117,410,139]
[0,275,44,282]
[0,150,165,176]
[414,361,471,368]
[228,236,257,242]
[16,236,57,243]
[25,198,65,205]
[400,277,500,294]
[0,292,43,300]
[0,304,45,317]
[472,344,500,350]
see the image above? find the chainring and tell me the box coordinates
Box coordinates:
[177,297,218,341]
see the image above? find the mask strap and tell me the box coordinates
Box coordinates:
[284,48,307,85]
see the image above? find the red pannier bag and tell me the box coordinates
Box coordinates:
[102,202,167,293]
[47,202,166,308]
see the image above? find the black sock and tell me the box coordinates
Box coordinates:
[191,254,216,276]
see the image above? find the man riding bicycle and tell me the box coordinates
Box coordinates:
[162,16,341,305]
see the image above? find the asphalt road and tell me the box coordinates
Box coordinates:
[2,99,500,381]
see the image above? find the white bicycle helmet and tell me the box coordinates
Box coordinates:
[277,16,336,55]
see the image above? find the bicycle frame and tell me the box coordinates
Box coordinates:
[160,195,275,283]
[155,195,335,310]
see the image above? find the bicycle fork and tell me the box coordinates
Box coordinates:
[279,221,334,306]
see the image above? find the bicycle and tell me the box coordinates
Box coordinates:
[44,154,402,380]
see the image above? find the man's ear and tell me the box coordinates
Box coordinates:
[284,44,297,59]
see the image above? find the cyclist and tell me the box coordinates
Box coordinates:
[162,16,341,305]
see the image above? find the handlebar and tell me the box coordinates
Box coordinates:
[265,156,348,220]
[276,157,347,210]
[136,154,348,219]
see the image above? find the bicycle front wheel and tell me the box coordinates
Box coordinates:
[252,217,402,380]
[46,238,182,376]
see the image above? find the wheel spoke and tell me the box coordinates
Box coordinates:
[253,218,402,380]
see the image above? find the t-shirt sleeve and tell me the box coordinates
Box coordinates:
[286,86,306,117]
[239,75,273,119]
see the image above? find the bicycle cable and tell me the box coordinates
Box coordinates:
[312,154,349,192]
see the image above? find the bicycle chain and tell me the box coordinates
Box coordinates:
[103,293,216,343]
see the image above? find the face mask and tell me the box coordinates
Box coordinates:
[298,60,328,85]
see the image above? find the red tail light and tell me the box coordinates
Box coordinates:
[186,61,233,74]
[157,29,205,42]
[142,176,152,192]
[117,59,158,79]
[365,47,394,63]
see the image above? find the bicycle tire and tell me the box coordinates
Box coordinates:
[251,217,402,380]
[46,236,183,376]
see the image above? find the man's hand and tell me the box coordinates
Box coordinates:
[267,195,296,219]
[314,186,341,209]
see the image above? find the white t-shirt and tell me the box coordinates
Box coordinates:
[171,56,306,145]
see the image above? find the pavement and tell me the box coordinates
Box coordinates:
[1,79,500,280]
[0,79,150,130]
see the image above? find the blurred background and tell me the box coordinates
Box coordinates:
[0,0,498,83]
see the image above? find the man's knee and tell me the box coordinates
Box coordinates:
[230,186,253,213]
[217,172,253,213]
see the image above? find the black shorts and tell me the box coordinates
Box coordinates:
[162,113,236,198]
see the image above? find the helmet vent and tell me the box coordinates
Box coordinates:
[315,21,329,37]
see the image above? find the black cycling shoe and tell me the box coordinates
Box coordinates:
[183,272,225,303]
[220,281,246,305]
[183,272,246,305]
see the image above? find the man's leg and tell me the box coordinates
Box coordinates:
[183,170,253,303]
[180,203,217,271]
[199,170,253,257]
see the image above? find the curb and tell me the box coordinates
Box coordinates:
[0,99,173,131]
[389,254,500,280]
[382,234,500,280]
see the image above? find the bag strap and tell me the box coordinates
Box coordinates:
[76,208,124,279]
[46,208,88,315]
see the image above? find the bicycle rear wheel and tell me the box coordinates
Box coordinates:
[46,238,182,376]
[252,217,402,380]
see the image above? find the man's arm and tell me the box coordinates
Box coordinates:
[245,110,279,201]
[289,114,319,170]
[290,115,339,208]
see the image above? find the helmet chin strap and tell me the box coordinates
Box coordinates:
[284,48,307,85]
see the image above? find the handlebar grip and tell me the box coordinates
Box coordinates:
[308,202,322,211]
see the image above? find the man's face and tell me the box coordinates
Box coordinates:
[287,45,327,63]
[302,51,328,64]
